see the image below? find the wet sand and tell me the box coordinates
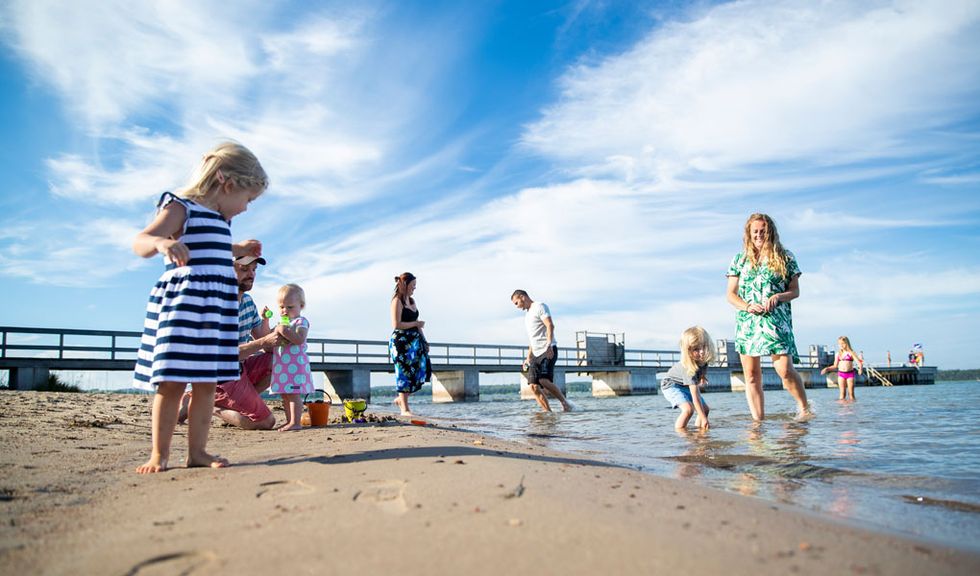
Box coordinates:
[0,390,978,575]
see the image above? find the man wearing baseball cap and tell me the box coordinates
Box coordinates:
[180,254,279,429]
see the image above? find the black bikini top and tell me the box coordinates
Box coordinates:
[400,302,419,322]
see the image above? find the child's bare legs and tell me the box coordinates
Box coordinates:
[176,390,191,424]
[393,392,413,416]
[740,355,765,420]
[693,402,710,428]
[186,383,228,468]
[845,376,856,401]
[837,376,847,400]
[137,381,184,474]
[278,394,303,431]
[773,354,810,418]
[675,403,694,430]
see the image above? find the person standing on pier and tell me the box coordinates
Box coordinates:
[725,213,810,420]
[389,272,431,416]
[511,290,572,412]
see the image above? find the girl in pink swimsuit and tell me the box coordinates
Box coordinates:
[821,336,862,401]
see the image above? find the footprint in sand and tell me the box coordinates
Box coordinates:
[255,479,317,499]
[124,550,217,576]
[353,480,409,515]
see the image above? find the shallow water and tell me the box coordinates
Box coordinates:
[371,381,980,551]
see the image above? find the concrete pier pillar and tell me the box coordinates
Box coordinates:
[432,369,480,403]
[520,369,566,400]
[8,366,49,390]
[591,370,660,397]
[591,371,631,397]
[323,369,371,402]
[729,370,784,392]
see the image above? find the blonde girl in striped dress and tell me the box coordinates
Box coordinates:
[133,142,268,474]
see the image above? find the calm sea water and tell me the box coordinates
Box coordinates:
[370,381,980,551]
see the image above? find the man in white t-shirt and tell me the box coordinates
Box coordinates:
[511,290,572,412]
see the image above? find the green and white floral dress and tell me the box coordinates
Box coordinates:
[727,251,801,363]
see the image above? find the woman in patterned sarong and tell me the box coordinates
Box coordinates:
[726,213,810,421]
[388,272,431,416]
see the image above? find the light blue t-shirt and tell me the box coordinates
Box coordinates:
[238,293,260,343]
[661,361,707,390]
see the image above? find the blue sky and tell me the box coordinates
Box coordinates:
[1,0,979,372]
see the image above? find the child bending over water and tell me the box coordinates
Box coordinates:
[661,326,715,431]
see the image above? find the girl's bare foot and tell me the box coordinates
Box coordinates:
[186,452,229,469]
[176,392,192,425]
[278,424,302,432]
[136,455,168,474]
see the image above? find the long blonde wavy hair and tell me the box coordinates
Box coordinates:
[176,141,269,202]
[742,213,791,279]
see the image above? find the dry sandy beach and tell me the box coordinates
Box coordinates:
[1,391,978,575]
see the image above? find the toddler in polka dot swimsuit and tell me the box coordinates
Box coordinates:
[270,283,314,431]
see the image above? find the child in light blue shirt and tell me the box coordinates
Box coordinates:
[661,326,715,431]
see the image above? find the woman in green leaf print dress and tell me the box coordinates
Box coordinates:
[726,213,810,421]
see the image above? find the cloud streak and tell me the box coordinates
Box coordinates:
[522,0,980,185]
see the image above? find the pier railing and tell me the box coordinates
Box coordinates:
[0,326,685,371]
[0,326,821,373]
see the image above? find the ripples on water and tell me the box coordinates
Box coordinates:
[371,381,980,551]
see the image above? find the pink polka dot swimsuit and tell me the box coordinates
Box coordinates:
[269,316,314,395]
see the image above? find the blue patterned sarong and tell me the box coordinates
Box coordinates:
[388,329,431,394]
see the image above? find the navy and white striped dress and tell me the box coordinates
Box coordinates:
[133,192,240,388]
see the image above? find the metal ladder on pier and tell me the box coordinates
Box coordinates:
[866,365,893,386]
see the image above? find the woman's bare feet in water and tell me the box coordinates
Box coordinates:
[186,452,230,469]
[136,455,169,474]
[393,396,413,416]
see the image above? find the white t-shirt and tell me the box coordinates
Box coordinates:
[525,301,557,356]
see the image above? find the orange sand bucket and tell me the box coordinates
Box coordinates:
[304,390,331,427]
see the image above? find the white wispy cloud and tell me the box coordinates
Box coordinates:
[1,0,429,208]
[0,218,143,287]
[2,0,266,130]
[522,0,980,185]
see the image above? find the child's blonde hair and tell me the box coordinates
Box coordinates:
[742,213,791,280]
[838,336,854,354]
[278,283,306,307]
[177,142,269,201]
[680,326,715,376]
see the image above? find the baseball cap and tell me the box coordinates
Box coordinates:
[235,255,267,266]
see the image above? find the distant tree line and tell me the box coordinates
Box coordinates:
[937,369,980,381]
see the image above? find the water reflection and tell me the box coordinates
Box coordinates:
[526,411,559,445]
[728,420,812,502]
[673,428,710,479]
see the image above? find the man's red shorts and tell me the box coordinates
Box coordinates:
[214,353,273,422]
